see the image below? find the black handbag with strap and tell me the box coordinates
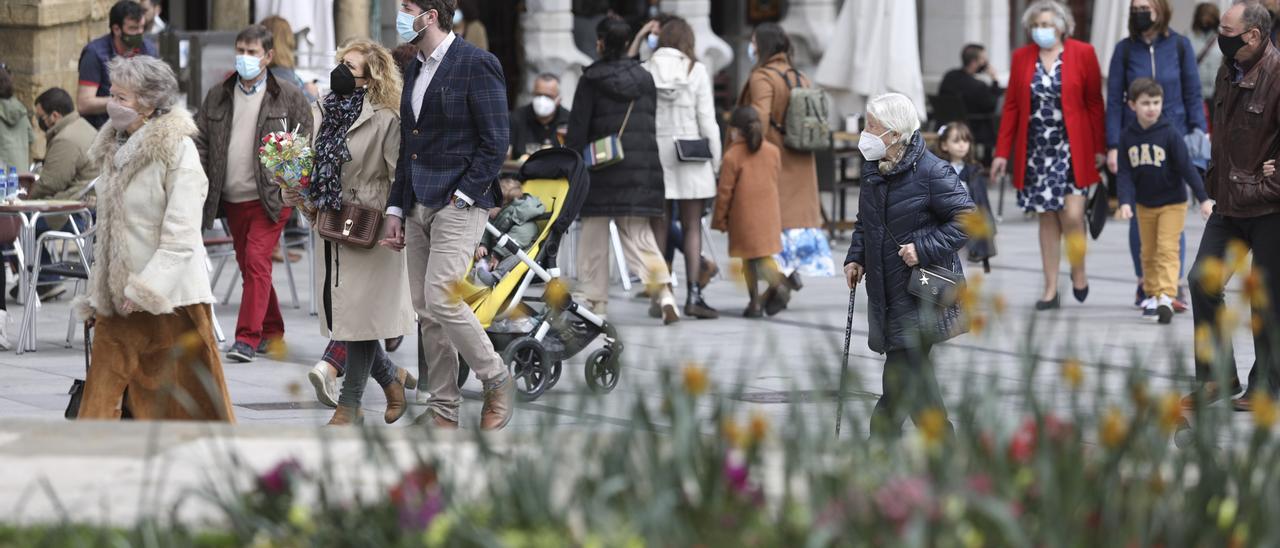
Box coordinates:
[882,185,966,307]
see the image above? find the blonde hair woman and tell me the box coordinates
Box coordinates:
[259,15,320,102]
[285,39,416,426]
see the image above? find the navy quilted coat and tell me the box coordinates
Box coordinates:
[844,132,975,354]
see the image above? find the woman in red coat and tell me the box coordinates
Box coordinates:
[992,0,1106,311]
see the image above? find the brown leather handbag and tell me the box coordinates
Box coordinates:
[317,203,383,249]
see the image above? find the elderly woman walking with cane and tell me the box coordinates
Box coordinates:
[843,93,974,439]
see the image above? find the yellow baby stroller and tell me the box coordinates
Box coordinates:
[454,148,622,401]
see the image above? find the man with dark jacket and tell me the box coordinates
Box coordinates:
[381,0,514,431]
[938,44,1003,160]
[1185,1,1280,411]
[194,25,312,363]
[508,73,570,158]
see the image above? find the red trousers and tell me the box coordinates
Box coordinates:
[223,200,292,347]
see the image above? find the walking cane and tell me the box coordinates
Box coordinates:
[996,174,1008,222]
[835,283,858,437]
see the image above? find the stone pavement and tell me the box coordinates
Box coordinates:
[0,187,1263,525]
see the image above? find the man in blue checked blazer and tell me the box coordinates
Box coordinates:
[380,0,513,431]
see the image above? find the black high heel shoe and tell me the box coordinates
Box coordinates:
[1073,285,1090,303]
[1035,294,1061,311]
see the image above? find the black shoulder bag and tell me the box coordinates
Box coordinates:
[882,183,965,307]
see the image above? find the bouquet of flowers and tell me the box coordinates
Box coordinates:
[258,125,314,193]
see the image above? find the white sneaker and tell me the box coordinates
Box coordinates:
[1157,294,1175,325]
[307,361,339,408]
[1141,298,1158,321]
[0,309,11,350]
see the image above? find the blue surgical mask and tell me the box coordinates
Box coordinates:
[453,10,464,26]
[747,42,757,64]
[397,10,427,42]
[647,34,659,51]
[1031,27,1058,49]
[235,54,262,80]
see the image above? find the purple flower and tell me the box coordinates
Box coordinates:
[258,459,302,497]
[397,490,444,531]
[874,476,934,528]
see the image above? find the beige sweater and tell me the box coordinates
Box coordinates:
[222,87,265,204]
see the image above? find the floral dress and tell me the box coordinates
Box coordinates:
[1018,56,1086,213]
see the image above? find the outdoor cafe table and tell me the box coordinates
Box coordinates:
[0,200,92,305]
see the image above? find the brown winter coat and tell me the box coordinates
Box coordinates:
[738,54,824,230]
[305,97,415,342]
[713,140,783,259]
[194,72,313,229]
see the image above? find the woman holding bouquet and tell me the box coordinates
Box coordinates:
[283,38,417,426]
[76,56,234,421]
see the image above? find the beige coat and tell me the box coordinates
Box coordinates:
[739,54,824,230]
[644,48,722,200]
[307,97,415,342]
[76,108,214,319]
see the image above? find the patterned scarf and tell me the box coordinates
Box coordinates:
[308,88,366,212]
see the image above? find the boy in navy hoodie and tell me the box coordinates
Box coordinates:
[1116,78,1214,325]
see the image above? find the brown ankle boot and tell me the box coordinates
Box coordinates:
[384,368,418,424]
[326,405,363,426]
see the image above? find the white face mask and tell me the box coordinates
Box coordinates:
[531,95,557,118]
[107,100,141,132]
[859,129,894,161]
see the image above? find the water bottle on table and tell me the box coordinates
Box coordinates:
[4,166,16,202]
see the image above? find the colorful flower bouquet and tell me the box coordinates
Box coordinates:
[258,126,314,193]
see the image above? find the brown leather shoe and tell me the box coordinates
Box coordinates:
[1233,396,1254,413]
[383,368,418,424]
[1181,381,1244,410]
[414,410,459,429]
[326,405,363,426]
[480,375,515,430]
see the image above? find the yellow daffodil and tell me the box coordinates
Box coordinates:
[682,363,709,396]
[1064,232,1087,269]
[1099,407,1128,449]
[265,338,289,360]
[544,278,570,309]
[1227,239,1250,274]
[917,408,948,446]
[1061,359,1084,391]
[722,417,746,448]
[1195,324,1217,364]
[1244,269,1270,310]
[1197,257,1226,295]
[992,294,1008,317]
[1158,393,1184,434]
[1252,393,1277,430]
[958,210,992,239]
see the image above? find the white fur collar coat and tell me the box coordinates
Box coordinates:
[76,108,214,319]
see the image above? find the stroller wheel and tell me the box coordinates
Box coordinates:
[544,361,564,390]
[584,348,619,394]
[503,337,549,402]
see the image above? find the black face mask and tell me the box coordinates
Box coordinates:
[976,62,989,73]
[120,31,144,50]
[37,115,52,132]
[330,64,359,96]
[1218,30,1249,62]
[1129,10,1155,34]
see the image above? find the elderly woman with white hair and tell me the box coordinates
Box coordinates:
[844,93,975,439]
[76,55,234,421]
[992,0,1106,311]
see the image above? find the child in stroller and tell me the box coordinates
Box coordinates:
[472,178,546,286]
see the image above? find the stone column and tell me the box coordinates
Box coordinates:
[522,0,592,109]
[665,0,733,74]
[335,0,371,46]
[211,0,251,31]
[780,0,837,76]
[0,0,111,159]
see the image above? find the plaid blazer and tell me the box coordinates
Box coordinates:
[390,38,509,212]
